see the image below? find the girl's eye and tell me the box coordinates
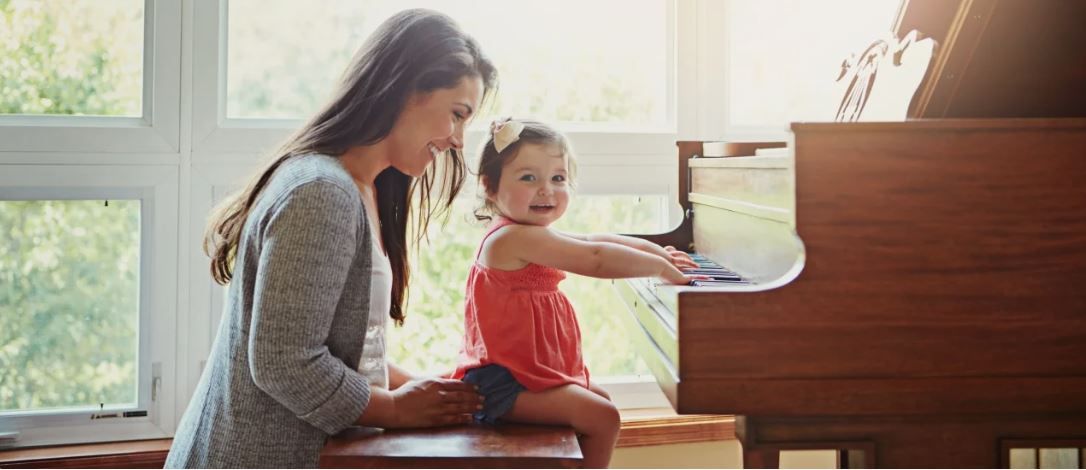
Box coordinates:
[552,175,566,183]
[519,174,536,182]
[453,111,465,122]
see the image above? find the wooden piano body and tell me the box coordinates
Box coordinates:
[618,120,1086,468]
[616,1,1086,467]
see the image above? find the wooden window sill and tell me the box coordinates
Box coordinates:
[0,439,172,468]
[0,412,735,467]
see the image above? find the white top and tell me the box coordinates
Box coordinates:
[358,228,392,389]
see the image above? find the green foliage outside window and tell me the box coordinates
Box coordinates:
[0,0,142,116]
[0,201,140,412]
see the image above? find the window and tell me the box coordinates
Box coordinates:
[0,165,178,448]
[0,200,141,414]
[225,0,670,130]
[0,0,179,154]
[195,0,679,155]
[723,0,902,136]
[0,1,144,117]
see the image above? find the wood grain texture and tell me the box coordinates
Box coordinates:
[621,118,1086,468]
[905,0,1086,119]
[0,439,170,469]
[319,423,583,469]
[674,120,1086,411]
[0,415,729,468]
[617,415,734,448]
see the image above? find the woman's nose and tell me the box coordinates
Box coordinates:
[448,127,465,150]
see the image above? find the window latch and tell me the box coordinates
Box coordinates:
[0,431,19,447]
[151,362,162,402]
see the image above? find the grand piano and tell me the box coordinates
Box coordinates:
[616,0,1086,467]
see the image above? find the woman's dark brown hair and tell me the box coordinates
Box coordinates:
[474,119,575,222]
[204,9,497,326]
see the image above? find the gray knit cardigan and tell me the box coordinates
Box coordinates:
[166,154,373,468]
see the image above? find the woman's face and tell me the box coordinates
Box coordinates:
[387,76,484,178]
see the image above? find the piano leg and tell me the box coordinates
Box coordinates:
[741,446,780,469]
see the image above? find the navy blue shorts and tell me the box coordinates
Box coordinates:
[461,364,526,424]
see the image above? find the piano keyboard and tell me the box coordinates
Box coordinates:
[628,253,755,326]
[685,253,751,286]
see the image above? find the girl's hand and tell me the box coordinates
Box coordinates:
[658,263,710,286]
[663,245,699,269]
[388,378,482,428]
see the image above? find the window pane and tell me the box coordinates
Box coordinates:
[0,200,140,414]
[226,0,669,128]
[389,195,664,377]
[0,0,144,117]
[728,0,900,128]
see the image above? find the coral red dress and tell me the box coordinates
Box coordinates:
[452,216,590,391]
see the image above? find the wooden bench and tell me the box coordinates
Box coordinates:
[320,423,583,468]
[0,424,581,469]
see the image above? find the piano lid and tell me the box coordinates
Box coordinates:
[898,0,1086,119]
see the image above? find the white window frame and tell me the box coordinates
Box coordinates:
[0,0,181,154]
[0,164,178,448]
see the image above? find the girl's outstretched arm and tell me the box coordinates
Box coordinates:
[484,225,691,284]
[559,231,698,270]
[583,233,698,269]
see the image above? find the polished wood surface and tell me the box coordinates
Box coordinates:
[619,119,1086,468]
[902,0,1086,119]
[319,424,582,468]
[0,439,170,469]
[661,119,1086,415]
[1,414,727,469]
[616,414,734,448]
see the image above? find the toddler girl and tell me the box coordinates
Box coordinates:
[452,118,702,468]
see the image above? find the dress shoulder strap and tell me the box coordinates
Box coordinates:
[474,216,518,260]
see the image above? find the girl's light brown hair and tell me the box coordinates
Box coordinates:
[474,119,575,222]
[204,9,497,326]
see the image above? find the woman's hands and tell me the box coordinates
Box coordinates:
[388,378,482,428]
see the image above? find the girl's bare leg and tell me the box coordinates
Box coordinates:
[588,380,611,401]
[505,384,620,468]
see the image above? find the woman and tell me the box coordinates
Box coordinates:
[166,9,498,468]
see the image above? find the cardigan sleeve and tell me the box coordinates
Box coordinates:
[247,179,371,434]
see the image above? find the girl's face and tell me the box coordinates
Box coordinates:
[386,76,483,177]
[488,143,571,227]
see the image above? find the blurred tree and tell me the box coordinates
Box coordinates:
[0,201,140,412]
[0,0,142,116]
[1,0,143,412]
